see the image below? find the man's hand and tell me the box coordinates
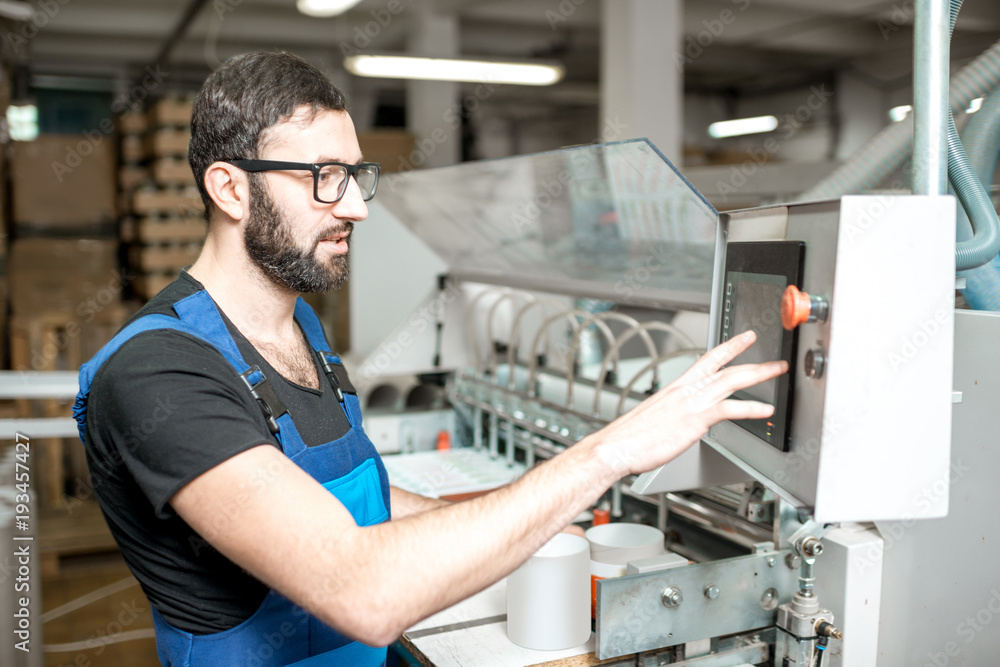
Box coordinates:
[587,330,786,478]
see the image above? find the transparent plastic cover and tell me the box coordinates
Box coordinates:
[375,139,718,310]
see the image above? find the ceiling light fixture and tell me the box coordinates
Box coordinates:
[297,0,363,18]
[889,105,912,122]
[343,55,565,86]
[707,115,779,139]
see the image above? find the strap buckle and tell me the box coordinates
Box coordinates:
[238,365,288,435]
[316,351,355,402]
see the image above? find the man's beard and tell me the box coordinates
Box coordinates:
[244,176,352,293]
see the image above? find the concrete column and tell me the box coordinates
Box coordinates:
[600,0,683,163]
[406,9,460,168]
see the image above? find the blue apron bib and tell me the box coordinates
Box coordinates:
[75,290,391,667]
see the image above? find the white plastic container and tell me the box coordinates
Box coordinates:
[506,533,591,650]
[585,523,665,617]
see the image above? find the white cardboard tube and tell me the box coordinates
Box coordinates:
[506,533,591,651]
[585,522,665,564]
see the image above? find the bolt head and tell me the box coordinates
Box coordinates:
[767,557,776,567]
[704,585,720,600]
[786,553,802,569]
[661,586,683,608]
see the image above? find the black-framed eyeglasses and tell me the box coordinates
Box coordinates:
[227,159,380,204]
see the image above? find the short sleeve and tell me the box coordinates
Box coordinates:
[86,329,279,518]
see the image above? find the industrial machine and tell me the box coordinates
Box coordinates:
[354,122,1000,664]
[347,3,1000,664]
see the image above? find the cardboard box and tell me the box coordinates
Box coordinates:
[132,187,203,216]
[152,158,195,186]
[11,135,117,230]
[129,243,201,272]
[357,131,415,174]
[135,216,206,243]
[8,238,120,316]
[117,111,148,134]
[145,128,190,158]
[147,98,194,127]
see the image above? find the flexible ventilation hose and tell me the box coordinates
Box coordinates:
[956,86,1000,308]
[947,0,1000,270]
[801,1,1000,273]
[801,37,1000,200]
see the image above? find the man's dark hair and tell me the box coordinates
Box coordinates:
[188,51,348,220]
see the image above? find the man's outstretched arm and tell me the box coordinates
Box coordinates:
[171,331,784,647]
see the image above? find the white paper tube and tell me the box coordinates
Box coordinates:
[506,533,591,651]
[585,522,665,564]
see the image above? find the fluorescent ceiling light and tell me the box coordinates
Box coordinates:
[0,1,33,21]
[967,97,984,114]
[343,55,564,86]
[889,105,912,122]
[707,115,779,139]
[7,104,38,142]
[297,0,362,17]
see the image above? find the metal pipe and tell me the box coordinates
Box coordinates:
[591,322,699,415]
[524,309,617,396]
[913,0,951,194]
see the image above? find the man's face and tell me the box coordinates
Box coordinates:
[243,108,368,293]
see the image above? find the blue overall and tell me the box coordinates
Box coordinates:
[74,289,391,667]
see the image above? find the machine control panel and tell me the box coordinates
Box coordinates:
[720,241,804,451]
[634,196,955,523]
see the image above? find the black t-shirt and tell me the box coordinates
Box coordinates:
[84,272,352,634]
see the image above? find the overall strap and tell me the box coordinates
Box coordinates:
[173,291,290,438]
[293,297,362,425]
[75,290,291,445]
[74,312,244,442]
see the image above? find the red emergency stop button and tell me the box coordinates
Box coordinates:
[782,285,813,330]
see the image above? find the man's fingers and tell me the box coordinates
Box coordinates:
[712,398,776,423]
[701,360,788,404]
[676,330,758,385]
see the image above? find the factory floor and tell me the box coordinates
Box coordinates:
[42,553,160,667]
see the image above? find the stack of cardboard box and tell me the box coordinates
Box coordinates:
[124,97,205,299]
[7,134,132,509]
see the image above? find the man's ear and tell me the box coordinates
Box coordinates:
[203,162,249,221]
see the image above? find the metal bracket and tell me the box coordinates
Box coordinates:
[595,551,798,659]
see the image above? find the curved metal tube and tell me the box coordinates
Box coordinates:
[504,296,578,387]
[590,321,699,415]
[525,309,617,398]
[565,312,658,409]
[485,291,538,377]
[614,349,706,416]
[465,288,511,377]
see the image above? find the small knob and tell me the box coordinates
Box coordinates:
[804,348,826,379]
[781,285,829,330]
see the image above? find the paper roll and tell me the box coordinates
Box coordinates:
[506,533,591,651]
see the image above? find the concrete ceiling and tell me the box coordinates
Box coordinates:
[16,0,1000,103]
